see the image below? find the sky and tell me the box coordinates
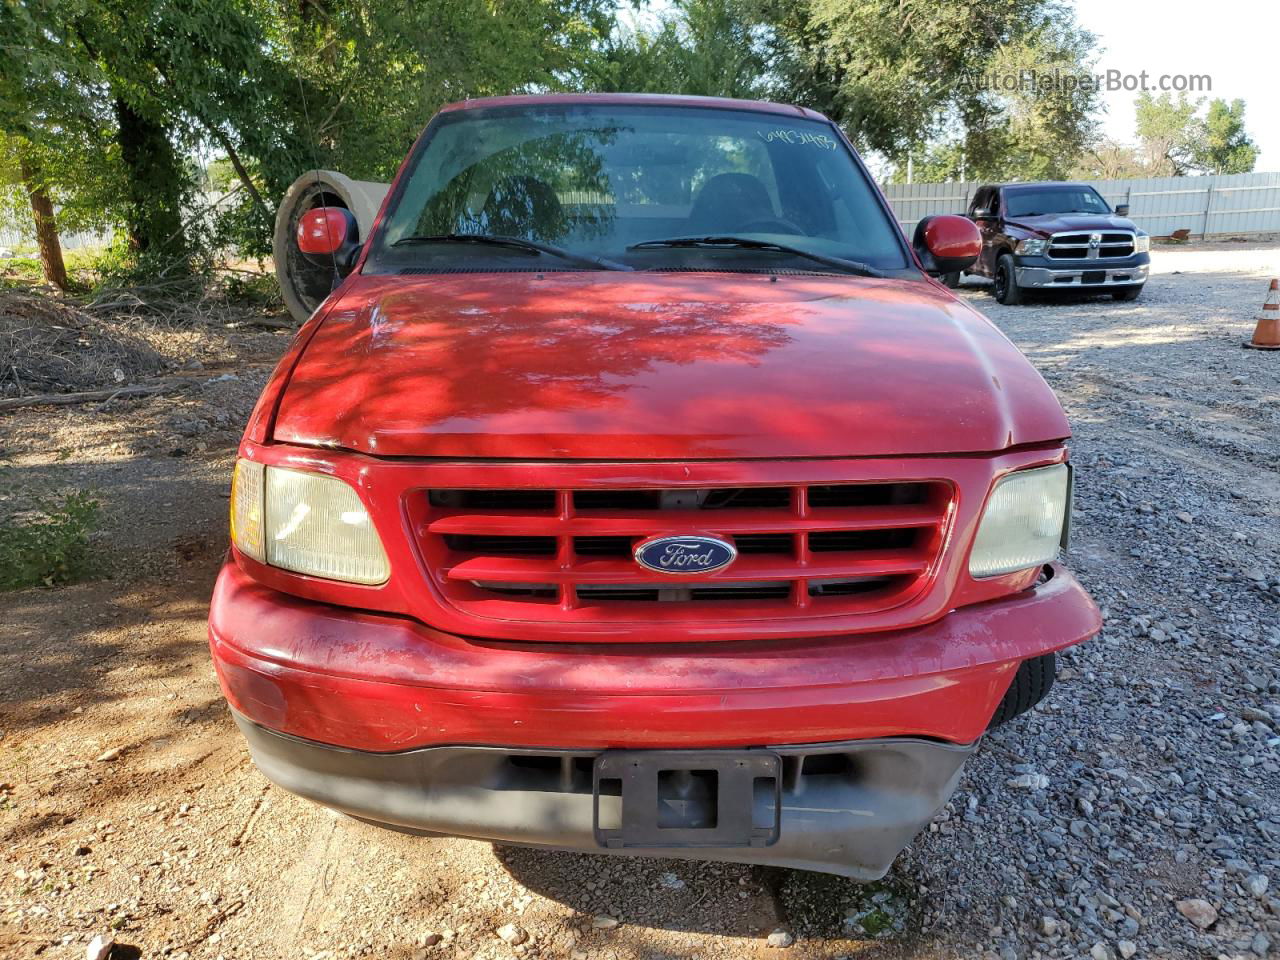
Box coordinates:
[1073,0,1277,170]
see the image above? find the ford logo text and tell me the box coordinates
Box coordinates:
[633,535,737,575]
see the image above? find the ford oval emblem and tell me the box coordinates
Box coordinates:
[633,535,737,575]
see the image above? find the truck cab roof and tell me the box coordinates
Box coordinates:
[437,92,828,121]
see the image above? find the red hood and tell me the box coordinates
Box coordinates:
[272,272,1069,459]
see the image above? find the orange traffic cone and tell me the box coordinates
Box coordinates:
[1244,278,1280,350]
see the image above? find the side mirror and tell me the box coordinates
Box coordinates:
[1114,203,1130,217]
[296,207,360,273]
[913,215,982,276]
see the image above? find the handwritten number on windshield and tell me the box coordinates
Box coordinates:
[756,129,837,150]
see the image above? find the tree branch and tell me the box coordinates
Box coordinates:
[203,125,272,222]
[151,64,273,224]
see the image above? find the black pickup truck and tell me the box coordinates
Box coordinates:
[945,182,1151,304]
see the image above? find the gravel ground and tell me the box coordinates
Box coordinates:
[914,247,1280,960]
[1,245,1278,960]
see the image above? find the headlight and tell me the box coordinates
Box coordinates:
[1014,238,1048,256]
[230,459,390,584]
[1133,234,1150,253]
[968,464,1070,578]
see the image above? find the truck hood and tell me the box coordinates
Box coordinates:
[273,272,1070,459]
[1006,214,1138,237]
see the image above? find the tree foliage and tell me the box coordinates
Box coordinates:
[0,2,133,249]
[954,21,1100,182]
[1,0,617,270]
[595,0,1101,184]
[1197,98,1257,176]
[763,0,1098,175]
[587,0,771,99]
[5,0,1252,272]
[1070,138,1147,181]
[278,0,617,183]
[881,15,1100,185]
[1,0,274,270]
[1134,93,1258,177]
[0,132,124,241]
[1134,92,1202,176]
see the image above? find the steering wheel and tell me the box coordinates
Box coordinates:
[737,217,806,236]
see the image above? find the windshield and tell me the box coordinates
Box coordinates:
[365,104,909,274]
[1004,187,1112,218]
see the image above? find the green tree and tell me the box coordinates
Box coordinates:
[588,0,771,99]
[970,23,1100,180]
[759,0,1098,163]
[276,0,617,184]
[1196,98,1257,175]
[1134,91,1202,176]
[2,0,620,272]
[0,136,68,288]
[0,2,130,275]
[592,0,1100,184]
[0,0,280,270]
[1071,138,1147,180]
[1132,93,1257,177]
[886,19,1100,184]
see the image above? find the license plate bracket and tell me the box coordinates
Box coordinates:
[593,750,781,849]
[1083,270,1107,284]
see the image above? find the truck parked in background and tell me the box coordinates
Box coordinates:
[947,182,1150,304]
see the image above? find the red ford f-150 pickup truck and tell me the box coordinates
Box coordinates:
[208,94,1101,880]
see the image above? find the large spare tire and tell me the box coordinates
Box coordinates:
[273,170,390,323]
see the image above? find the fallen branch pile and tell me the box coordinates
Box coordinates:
[0,273,287,401]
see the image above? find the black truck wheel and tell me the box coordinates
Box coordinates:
[993,253,1024,305]
[987,652,1056,729]
[1112,285,1143,301]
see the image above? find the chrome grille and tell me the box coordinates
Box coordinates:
[1047,231,1135,260]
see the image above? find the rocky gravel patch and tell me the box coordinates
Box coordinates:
[906,249,1280,958]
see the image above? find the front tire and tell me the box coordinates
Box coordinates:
[940,271,961,289]
[993,253,1024,305]
[1113,284,1143,301]
[988,653,1057,729]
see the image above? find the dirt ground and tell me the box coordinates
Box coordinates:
[2,245,1278,960]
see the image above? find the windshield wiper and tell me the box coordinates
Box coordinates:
[391,233,632,271]
[627,235,886,278]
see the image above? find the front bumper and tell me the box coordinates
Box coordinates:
[210,560,1097,878]
[208,559,1099,751]
[1015,252,1149,289]
[234,711,975,880]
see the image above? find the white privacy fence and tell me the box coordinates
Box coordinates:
[0,225,111,252]
[0,188,239,254]
[879,171,1280,239]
